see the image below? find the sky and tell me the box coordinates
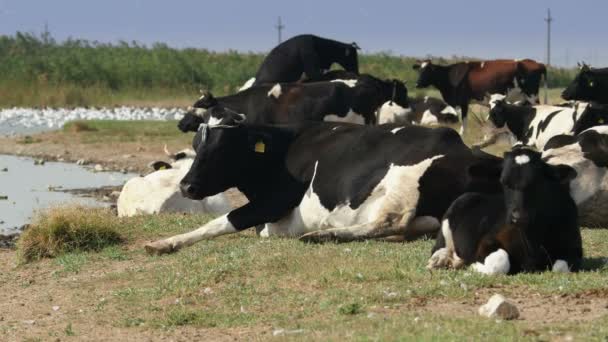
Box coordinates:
[0,0,605,67]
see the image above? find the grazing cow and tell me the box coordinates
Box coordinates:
[117,149,232,217]
[428,146,582,275]
[413,59,546,133]
[143,122,504,255]
[562,63,608,103]
[485,94,608,150]
[247,34,360,88]
[543,126,608,226]
[177,77,409,132]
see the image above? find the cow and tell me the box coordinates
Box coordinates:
[243,34,360,89]
[484,94,608,150]
[400,96,459,126]
[177,77,410,132]
[427,146,582,275]
[543,126,608,227]
[117,148,232,217]
[562,63,608,103]
[143,122,504,255]
[413,59,546,134]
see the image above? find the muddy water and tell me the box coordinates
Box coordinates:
[0,155,134,235]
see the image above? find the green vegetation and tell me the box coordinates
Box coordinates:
[17,205,122,262]
[0,32,577,108]
[5,207,608,340]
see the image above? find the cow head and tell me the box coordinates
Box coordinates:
[181,122,279,200]
[562,63,598,101]
[336,42,360,74]
[501,147,576,226]
[573,104,608,135]
[488,95,508,128]
[412,60,435,88]
[178,107,206,132]
[376,79,411,123]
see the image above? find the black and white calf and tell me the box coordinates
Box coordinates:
[428,147,582,275]
[486,94,608,150]
[144,122,503,255]
[247,34,360,87]
[543,126,608,226]
[178,77,409,131]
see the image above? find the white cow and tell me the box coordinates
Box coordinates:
[117,149,232,217]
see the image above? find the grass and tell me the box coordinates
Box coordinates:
[0,32,578,108]
[17,205,122,262]
[5,208,608,340]
[61,119,191,145]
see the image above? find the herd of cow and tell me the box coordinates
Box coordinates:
[114,34,608,275]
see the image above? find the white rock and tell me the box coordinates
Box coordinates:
[52,305,60,311]
[479,294,519,320]
[94,164,104,172]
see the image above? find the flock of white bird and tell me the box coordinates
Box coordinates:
[0,107,187,135]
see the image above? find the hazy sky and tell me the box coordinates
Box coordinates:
[0,0,605,67]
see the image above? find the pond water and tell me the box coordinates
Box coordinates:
[0,155,134,235]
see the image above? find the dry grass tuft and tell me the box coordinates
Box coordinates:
[65,121,98,133]
[17,205,122,262]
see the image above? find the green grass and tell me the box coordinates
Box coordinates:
[0,32,578,108]
[17,205,123,262]
[61,119,190,145]
[8,207,608,340]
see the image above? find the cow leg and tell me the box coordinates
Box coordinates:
[144,214,237,255]
[459,104,468,135]
[299,211,439,244]
[376,216,440,242]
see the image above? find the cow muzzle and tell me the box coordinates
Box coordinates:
[179,181,200,199]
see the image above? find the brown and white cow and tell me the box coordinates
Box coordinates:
[413,59,546,134]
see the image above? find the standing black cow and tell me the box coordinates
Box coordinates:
[143,123,503,255]
[562,63,608,103]
[248,34,360,87]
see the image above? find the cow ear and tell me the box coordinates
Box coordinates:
[546,164,577,185]
[148,161,172,171]
[351,42,361,50]
[412,63,421,70]
[448,64,470,87]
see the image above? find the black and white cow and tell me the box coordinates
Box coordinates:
[399,96,460,126]
[543,126,608,226]
[486,94,608,150]
[143,122,503,255]
[178,78,410,132]
[245,34,360,88]
[428,146,582,275]
[562,63,608,104]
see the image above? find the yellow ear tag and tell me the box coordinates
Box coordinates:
[254,141,265,153]
[159,165,167,170]
[599,118,604,124]
[590,81,595,87]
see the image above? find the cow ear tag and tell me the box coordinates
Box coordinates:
[254,140,266,153]
[589,81,595,87]
[158,165,167,170]
[599,118,604,124]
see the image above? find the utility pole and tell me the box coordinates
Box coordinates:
[544,8,553,104]
[275,16,285,45]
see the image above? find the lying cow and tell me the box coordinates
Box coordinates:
[543,126,608,226]
[428,146,582,275]
[244,34,360,89]
[562,63,608,104]
[403,96,459,126]
[178,77,409,131]
[117,149,232,217]
[485,94,608,150]
[413,59,546,134]
[143,122,504,255]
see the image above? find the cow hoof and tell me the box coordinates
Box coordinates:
[299,231,337,244]
[144,240,175,255]
[426,247,451,269]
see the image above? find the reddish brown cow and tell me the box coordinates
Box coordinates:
[413,59,546,134]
